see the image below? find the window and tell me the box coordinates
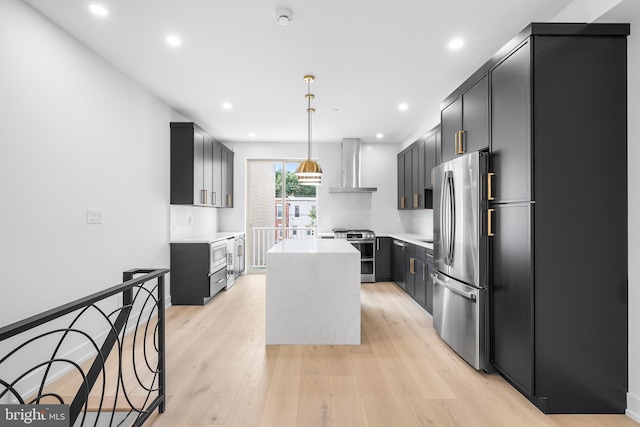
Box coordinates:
[276,204,282,219]
[294,205,300,217]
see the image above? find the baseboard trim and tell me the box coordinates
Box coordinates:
[627,392,640,423]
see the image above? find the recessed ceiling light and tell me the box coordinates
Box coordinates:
[398,103,408,111]
[249,132,256,137]
[89,4,109,17]
[376,133,384,139]
[165,35,181,47]
[223,102,232,110]
[448,38,464,50]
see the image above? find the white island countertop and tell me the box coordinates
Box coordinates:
[267,238,360,254]
[266,238,361,345]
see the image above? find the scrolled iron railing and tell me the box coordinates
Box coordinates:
[0,268,169,427]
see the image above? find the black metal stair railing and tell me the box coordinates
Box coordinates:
[0,268,169,427]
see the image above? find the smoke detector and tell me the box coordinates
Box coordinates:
[275,9,293,26]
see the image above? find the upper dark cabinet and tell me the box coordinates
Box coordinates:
[490,43,531,203]
[171,122,234,208]
[441,75,489,163]
[223,147,234,207]
[397,126,439,210]
[424,131,438,188]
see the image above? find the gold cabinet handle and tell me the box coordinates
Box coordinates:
[488,209,495,237]
[487,173,495,201]
[410,258,416,274]
[423,263,426,281]
[201,189,207,204]
[227,194,232,207]
[414,194,419,208]
[212,191,217,206]
[401,196,406,209]
[456,130,465,155]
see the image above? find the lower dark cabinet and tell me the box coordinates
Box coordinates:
[170,243,227,305]
[404,244,416,297]
[425,255,433,313]
[412,247,434,314]
[391,239,405,289]
[389,239,433,314]
[375,237,391,281]
[416,253,434,314]
[490,203,533,395]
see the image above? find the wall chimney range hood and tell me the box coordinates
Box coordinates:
[329,138,377,193]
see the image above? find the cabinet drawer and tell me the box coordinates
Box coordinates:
[209,267,227,297]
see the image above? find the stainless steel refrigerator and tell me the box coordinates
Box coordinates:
[432,151,488,370]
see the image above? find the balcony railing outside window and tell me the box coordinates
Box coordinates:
[250,226,316,271]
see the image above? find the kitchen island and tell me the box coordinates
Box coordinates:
[265,239,361,345]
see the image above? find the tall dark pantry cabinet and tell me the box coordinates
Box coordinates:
[489,24,629,414]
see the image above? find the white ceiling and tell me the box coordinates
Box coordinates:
[23,0,575,144]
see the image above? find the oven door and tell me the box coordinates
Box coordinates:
[348,239,375,283]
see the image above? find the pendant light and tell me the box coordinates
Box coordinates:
[295,75,323,186]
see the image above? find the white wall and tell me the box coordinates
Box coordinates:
[220,140,407,235]
[0,0,182,328]
[627,21,640,420]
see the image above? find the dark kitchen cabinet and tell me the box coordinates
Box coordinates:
[415,247,434,314]
[490,203,533,395]
[411,142,425,209]
[397,155,407,210]
[170,243,227,306]
[490,43,531,204]
[391,239,405,289]
[440,74,488,163]
[397,147,414,209]
[424,129,439,188]
[211,141,223,206]
[409,245,433,314]
[375,237,391,281]
[412,246,426,307]
[171,122,234,208]
[171,122,210,206]
[404,150,412,209]
[487,24,629,414]
[397,125,439,210]
[404,243,416,297]
[224,148,234,207]
[424,253,433,313]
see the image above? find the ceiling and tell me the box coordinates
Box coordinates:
[23,0,575,144]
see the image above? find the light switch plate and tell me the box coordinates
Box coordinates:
[87,209,103,224]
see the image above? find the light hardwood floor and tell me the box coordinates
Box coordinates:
[143,274,637,427]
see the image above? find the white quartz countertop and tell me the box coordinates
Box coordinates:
[170,231,245,244]
[267,238,359,254]
[379,233,434,250]
[318,231,433,250]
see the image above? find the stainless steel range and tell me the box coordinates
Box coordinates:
[333,228,375,282]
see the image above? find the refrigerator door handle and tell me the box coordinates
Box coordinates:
[433,275,477,301]
[442,172,455,266]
